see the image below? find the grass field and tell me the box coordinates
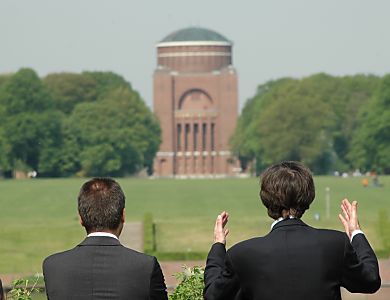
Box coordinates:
[0,176,389,275]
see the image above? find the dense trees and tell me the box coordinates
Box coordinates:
[0,69,61,175]
[0,69,160,177]
[63,87,160,176]
[231,74,388,174]
[0,68,388,177]
[348,75,390,173]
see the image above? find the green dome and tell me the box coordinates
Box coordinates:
[160,27,231,44]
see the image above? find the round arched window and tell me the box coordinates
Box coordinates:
[178,89,213,111]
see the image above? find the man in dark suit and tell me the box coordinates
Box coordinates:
[204,161,381,300]
[43,178,167,300]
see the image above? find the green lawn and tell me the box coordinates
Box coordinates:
[0,176,389,274]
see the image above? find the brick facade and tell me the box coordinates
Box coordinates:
[153,30,238,178]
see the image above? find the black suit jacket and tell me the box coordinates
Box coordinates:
[43,236,167,300]
[204,218,381,300]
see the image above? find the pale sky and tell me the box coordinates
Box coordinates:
[1,0,390,109]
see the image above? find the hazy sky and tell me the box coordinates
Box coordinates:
[1,0,390,109]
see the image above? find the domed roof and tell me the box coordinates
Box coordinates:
[158,27,231,47]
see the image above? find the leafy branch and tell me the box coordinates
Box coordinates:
[7,274,42,300]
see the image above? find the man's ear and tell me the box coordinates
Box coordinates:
[79,214,84,227]
[121,208,126,224]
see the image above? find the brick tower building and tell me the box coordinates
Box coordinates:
[153,27,238,178]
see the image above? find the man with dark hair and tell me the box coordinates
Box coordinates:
[204,161,381,300]
[43,178,167,300]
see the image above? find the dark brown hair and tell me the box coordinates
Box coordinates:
[78,178,125,233]
[260,161,315,219]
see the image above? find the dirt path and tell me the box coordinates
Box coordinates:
[160,260,205,289]
[119,222,143,252]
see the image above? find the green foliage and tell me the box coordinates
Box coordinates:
[82,71,131,98]
[7,274,42,300]
[0,69,61,174]
[169,266,204,300]
[378,209,390,254]
[232,74,382,174]
[0,68,53,114]
[348,75,390,173]
[44,73,98,114]
[144,212,156,254]
[4,111,64,174]
[0,126,11,172]
[64,87,160,176]
[0,73,11,88]
[0,69,160,177]
[43,71,131,115]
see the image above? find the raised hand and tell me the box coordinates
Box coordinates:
[214,211,229,245]
[338,198,361,239]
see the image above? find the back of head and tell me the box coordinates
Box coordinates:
[78,178,125,233]
[260,161,315,219]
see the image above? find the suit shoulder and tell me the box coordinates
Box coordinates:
[315,228,347,238]
[120,246,156,263]
[313,228,349,245]
[227,236,265,254]
[43,247,77,268]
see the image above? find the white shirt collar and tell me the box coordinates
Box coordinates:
[87,232,119,240]
[271,216,296,230]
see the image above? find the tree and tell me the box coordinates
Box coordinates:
[82,71,131,98]
[254,80,334,174]
[230,78,294,171]
[0,68,53,114]
[0,126,11,174]
[348,75,390,173]
[231,74,381,174]
[44,73,98,114]
[0,68,62,175]
[64,86,160,176]
[44,71,133,115]
[0,73,11,87]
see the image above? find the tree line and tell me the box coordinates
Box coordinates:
[231,73,390,174]
[0,68,160,177]
[1,69,388,177]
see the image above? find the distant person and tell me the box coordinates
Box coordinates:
[372,175,382,187]
[43,178,167,300]
[362,177,369,187]
[204,161,381,300]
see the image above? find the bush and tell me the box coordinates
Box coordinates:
[7,274,42,300]
[144,213,156,254]
[169,266,204,300]
[378,209,390,255]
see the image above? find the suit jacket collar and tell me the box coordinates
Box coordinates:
[271,218,308,232]
[79,236,122,246]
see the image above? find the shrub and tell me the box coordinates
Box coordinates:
[7,274,42,300]
[144,212,156,254]
[378,209,390,255]
[169,266,204,300]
